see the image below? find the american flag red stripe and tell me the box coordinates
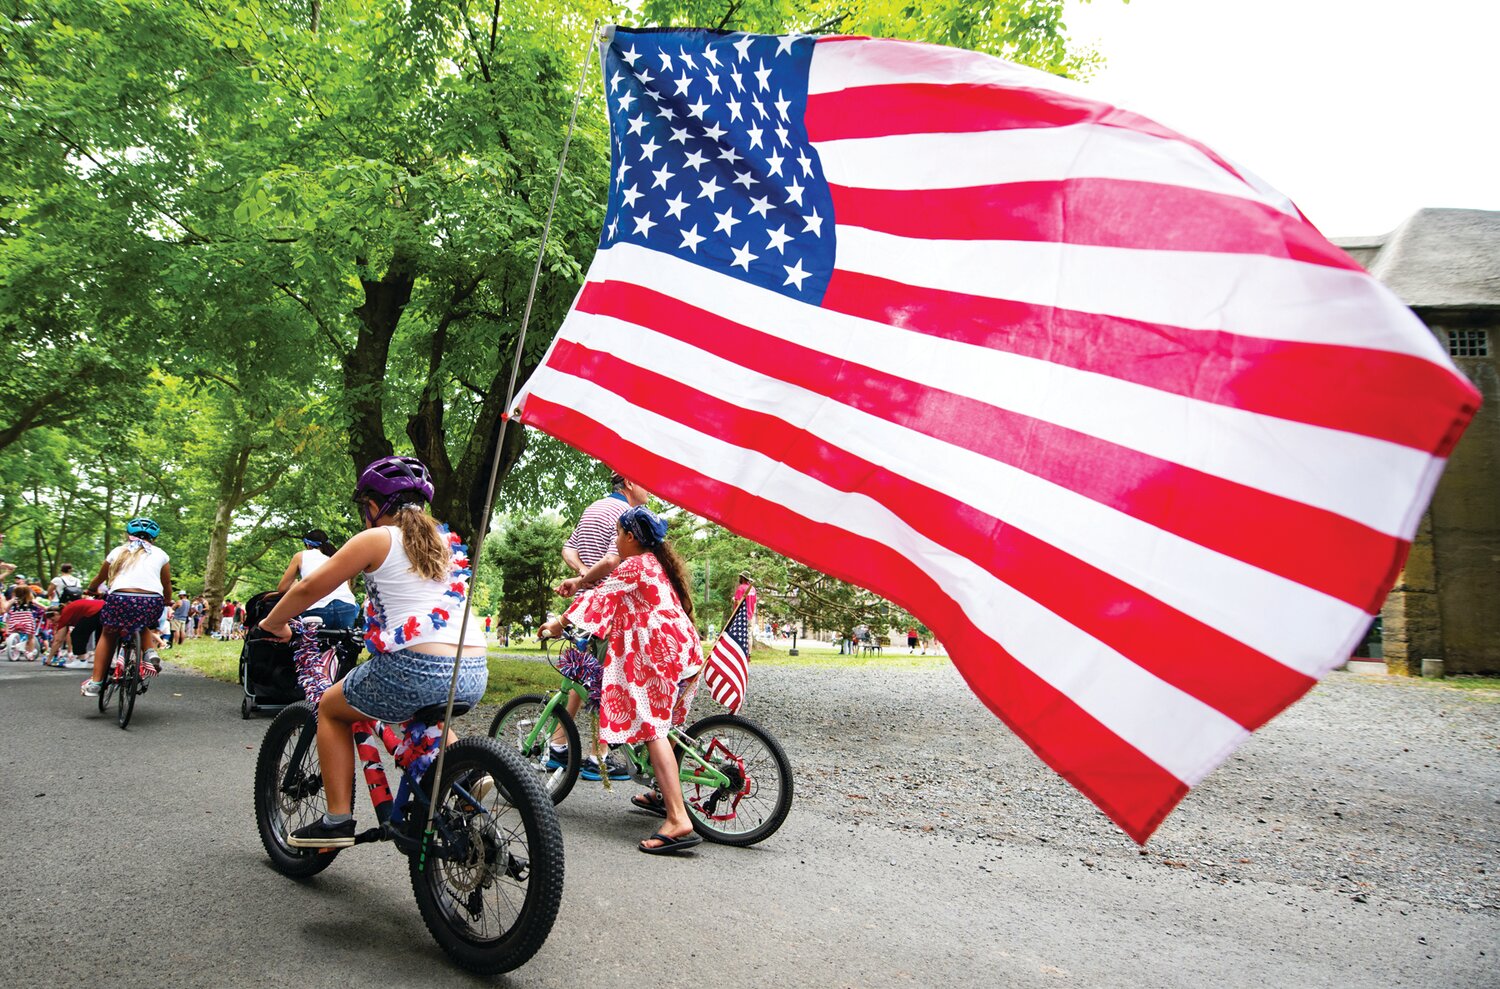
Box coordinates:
[516,29,1479,842]
[825,180,1362,268]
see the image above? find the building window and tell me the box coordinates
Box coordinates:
[1447,329,1489,357]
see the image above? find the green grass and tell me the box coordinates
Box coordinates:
[167,634,560,707]
[1427,674,1500,693]
[169,636,241,681]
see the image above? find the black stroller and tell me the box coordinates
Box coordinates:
[238,590,361,719]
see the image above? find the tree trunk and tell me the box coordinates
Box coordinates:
[202,443,252,623]
[344,257,413,474]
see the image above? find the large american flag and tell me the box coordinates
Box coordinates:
[704,597,753,713]
[516,27,1480,842]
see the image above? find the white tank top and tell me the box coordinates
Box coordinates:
[106,542,170,595]
[298,548,358,610]
[363,526,484,653]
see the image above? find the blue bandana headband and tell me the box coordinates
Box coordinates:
[619,506,668,549]
[303,538,322,549]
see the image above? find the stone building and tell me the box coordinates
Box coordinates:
[1336,208,1499,675]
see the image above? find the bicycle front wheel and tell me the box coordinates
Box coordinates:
[409,737,564,975]
[254,701,340,878]
[679,713,794,846]
[116,637,139,729]
[488,694,580,805]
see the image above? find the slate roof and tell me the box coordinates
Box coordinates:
[1331,208,1500,309]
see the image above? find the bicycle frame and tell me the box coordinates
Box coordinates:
[277,621,490,861]
[515,677,735,793]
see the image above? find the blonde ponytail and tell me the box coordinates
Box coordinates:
[108,540,149,583]
[394,504,450,582]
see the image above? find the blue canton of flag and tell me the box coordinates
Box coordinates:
[599,28,835,302]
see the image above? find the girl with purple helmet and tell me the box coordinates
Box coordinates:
[258,455,489,849]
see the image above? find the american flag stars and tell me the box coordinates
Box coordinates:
[599,30,834,301]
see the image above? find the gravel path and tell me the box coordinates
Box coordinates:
[704,664,1500,914]
[472,662,1498,915]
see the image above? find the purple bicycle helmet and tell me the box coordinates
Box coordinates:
[355,455,434,524]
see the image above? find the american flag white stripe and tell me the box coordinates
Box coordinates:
[816,126,1292,210]
[516,29,1479,841]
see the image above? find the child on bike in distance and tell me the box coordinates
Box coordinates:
[540,504,706,855]
[258,455,489,849]
[81,518,173,695]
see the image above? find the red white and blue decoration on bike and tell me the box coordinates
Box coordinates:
[515,27,1479,842]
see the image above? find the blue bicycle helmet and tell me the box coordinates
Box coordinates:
[125,517,160,539]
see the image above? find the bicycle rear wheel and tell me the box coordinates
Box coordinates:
[97,669,118,714]
[116,635,139,729]
[488,694,581,805]
[679,713,794,846]
[254,701,340,878]
[409,737,564,975]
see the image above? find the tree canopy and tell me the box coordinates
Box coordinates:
[1,0,1103,626]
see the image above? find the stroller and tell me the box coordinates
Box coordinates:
[238,590,361,719]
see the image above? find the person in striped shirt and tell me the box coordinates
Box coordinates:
[550,471,651,780]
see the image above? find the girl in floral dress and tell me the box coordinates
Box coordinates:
[541,505,704,855]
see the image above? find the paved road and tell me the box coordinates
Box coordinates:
[0,661,1493,987]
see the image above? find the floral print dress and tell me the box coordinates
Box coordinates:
[564,552,703,745]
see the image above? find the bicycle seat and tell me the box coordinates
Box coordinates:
[411,702,471,724]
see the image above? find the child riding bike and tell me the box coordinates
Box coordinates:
[81,518,173,696]
[539,504,706,855]
[257,455,490,849]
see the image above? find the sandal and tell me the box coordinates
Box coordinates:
[638,830,703,855]
[630,791,668,818]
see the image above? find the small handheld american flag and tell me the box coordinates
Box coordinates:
[704,597,752,713]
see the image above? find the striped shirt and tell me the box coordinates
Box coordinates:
[564,492,630,569]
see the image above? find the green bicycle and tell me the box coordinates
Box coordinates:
[488,630,793,846]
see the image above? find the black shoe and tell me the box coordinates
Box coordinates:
[287,817,356,849]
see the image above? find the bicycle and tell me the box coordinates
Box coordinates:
[4,631,37,663]
[253,619,564,974]
[96,628,147,729]
[489,628,793,846]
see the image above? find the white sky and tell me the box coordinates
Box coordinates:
[1061,0,1500,237]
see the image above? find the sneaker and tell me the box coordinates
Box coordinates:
[545,746,569,771]
[579,755,632,782]
[80,679,103,697]
[142,650,161,675]
[63,658,91,670]
[287,817,356,849]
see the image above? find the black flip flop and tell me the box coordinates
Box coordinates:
[630,791,668,818]
[639,830,703,855]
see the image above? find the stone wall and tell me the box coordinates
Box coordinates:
[1427,315,1500,674]
[1381,312,1499,675]
[1381,512,1442,676]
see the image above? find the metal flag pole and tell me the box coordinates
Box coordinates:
[423,18,606,843]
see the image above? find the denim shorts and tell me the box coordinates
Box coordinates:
[340,646,488,724]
